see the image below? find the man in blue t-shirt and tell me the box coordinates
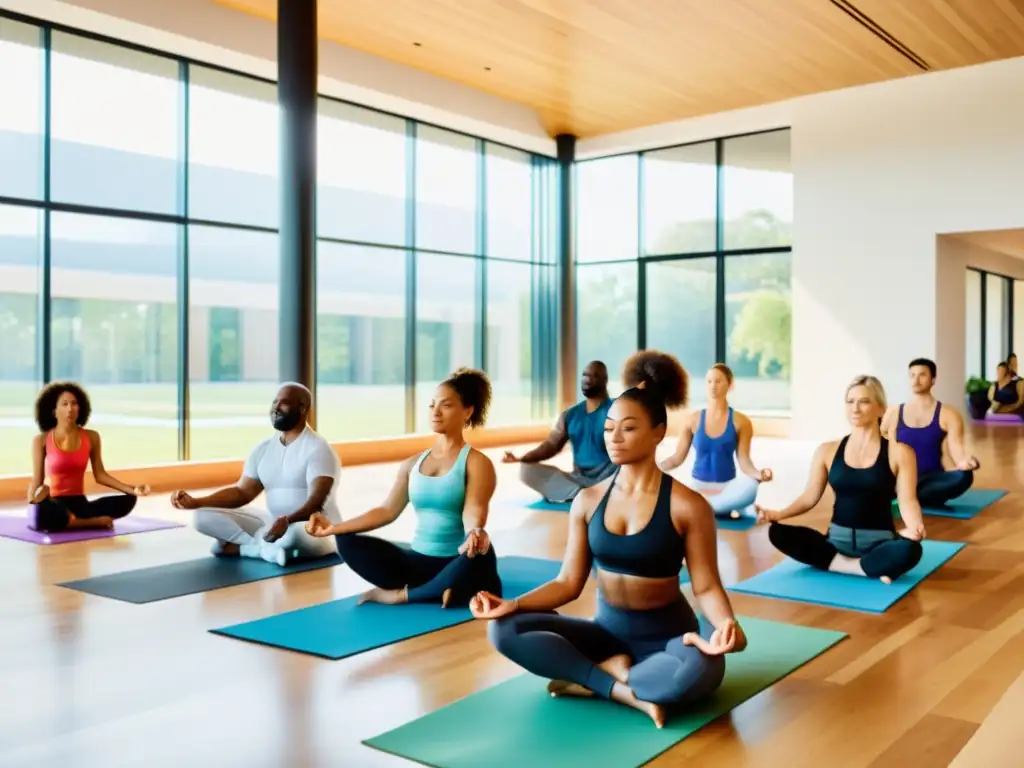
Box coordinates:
[503,360,615,503]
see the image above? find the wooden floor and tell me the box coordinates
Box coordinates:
[1,425,1022,767]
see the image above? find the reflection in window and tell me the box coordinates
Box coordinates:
[49,212,179,466]
[0,205,41,475]
[965,270,982,378]
[725,252,792,413]
[189,67,279,228]
[576,262,638,395]
[722,130,792,251]
[415,252,479,431]
[0,19,43,201]
[486,260,532,424]
[318,101,407,245]
[645,258,717,407]
[486,144,532,261]
[188,226,279,460]
[51,32,180,214]
[317,243,407,439]
[416,126,478,255]
[643,142,717,256]
[576,155,639,263]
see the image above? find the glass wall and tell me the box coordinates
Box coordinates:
[575,129,792,413]
[966,267,1015,382]
[0,11,558,475]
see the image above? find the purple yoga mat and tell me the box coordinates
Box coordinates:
[0,514,183,544]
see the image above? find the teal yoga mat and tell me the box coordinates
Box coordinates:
[210,555,562,659]
[729,539,965,614]
[526,498,571,512]
[363,616,846,768]
[893,488,1007,520]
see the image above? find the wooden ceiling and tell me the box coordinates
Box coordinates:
[213,0,1024,137]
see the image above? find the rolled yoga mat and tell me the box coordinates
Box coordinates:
[210,555,563,660]
[59,552,343,603]
[0,514,182,545]
[729,539,965,614]
[363,616,847,768]
[893,488,1007,520]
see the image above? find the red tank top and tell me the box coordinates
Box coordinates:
[45,430,91,497]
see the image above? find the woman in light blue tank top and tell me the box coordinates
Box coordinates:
[306,368,503,607]
[658,364,772,519]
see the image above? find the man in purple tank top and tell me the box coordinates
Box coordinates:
[881,358,978,507]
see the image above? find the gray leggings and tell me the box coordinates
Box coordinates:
[487,595,725,706]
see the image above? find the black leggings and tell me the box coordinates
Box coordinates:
[487,596,725,706]
[768,522,923,580]
[334,533,502,605]
[917,469,973,507]
[29,494,137,533]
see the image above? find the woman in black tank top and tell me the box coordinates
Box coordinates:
[469,352,745,729]
[989,362,1024,416]
[756,375,926,583]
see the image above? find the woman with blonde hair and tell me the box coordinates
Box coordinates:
[659,363,772,519]
[756,375,926,583]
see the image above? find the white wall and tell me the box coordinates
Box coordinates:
[0,0,555,155]
[581,57,1024,440]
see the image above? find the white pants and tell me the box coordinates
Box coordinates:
[685,475,759,517]
[193,507,337,562]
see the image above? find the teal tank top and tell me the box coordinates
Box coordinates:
[408,443,470,557]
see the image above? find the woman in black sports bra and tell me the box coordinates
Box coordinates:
[756,375,926,583]
[469,351,746,728]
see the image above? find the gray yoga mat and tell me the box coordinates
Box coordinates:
[59,553,343,604]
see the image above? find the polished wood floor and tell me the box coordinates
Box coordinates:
[1,426,1022,767]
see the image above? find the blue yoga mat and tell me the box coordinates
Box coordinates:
[729,540,965,614]
[715,512,758,531]
[894,488,1007,520]
[210,555,562,659]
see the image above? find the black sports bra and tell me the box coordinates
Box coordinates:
[587,471,685,579]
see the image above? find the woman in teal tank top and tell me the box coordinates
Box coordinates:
[307,368,502,607]
[658,364,772,520]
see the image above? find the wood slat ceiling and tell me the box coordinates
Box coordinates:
[212,0,1024,137]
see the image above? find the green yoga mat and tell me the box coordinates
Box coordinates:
[364,616,846,767]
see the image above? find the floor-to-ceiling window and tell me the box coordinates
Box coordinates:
[966,267,1015,381]
[575,128,792,413]
[0,10,557,475]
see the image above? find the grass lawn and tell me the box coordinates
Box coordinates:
[0,382,537,477]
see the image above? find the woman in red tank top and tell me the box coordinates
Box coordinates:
[27,381,151,533]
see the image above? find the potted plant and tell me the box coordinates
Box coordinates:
[965,376,991,420]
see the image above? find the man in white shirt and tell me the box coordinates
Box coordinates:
[170,383,341,566]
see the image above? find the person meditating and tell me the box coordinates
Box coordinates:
[880,358,978,507]
[470,351,746,729]
[307,368,502,607]
[27,381,150,532]
[659,363,772,519]
[988,361,1024,417]
[170,383,340,566]
[503,361,615,503]
[758,375,926,584]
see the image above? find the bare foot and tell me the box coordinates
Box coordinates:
[609,682,666,728]
[547,680,594,698]
[441,588,453,608]
[94,516,114,529]
[357,586,408,606]
[880,576,892,585]
[597,653,632,684]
